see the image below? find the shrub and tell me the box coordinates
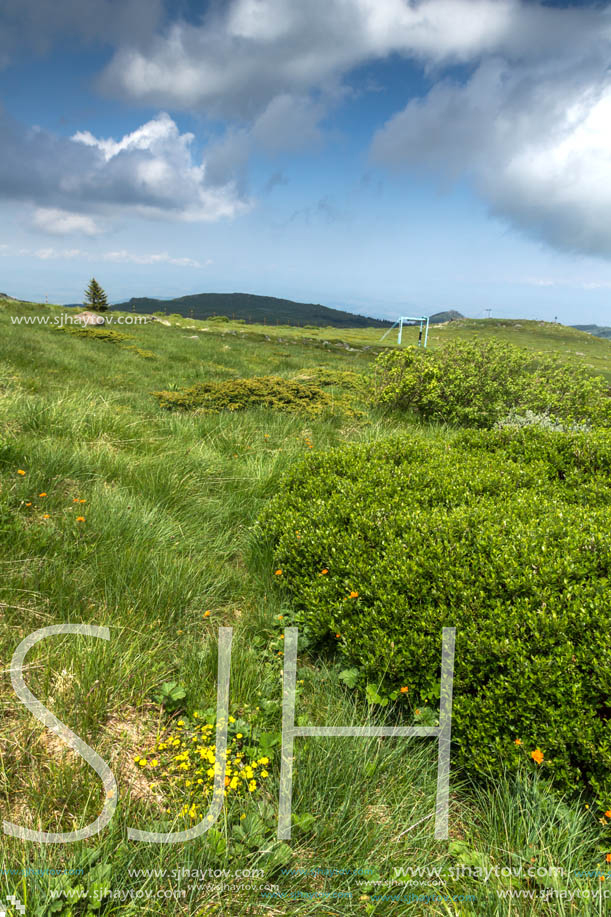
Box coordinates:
[374,340,611,428]
[256,428,611,802]
[153,375,332,415]
[58,326,132,343]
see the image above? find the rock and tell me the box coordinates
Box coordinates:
[74,310,105,326]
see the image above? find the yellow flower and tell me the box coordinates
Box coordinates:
[39,492,47,497]
[260,769,269,778]
[236,733,243,739]
[42,514,50,519]
[177,720,185,727]
[240,813,246,820]
[349,591,359,598]
[17,469,26,475]
[248,779,257,792]
[531,748,544,765]
[259,757,269,765]
[515,739,522,746]
[76,516,85,522]
[203,610,211,618]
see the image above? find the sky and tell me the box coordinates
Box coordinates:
[1,0,611,324]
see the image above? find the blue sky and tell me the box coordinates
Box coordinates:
[1,0,611,324]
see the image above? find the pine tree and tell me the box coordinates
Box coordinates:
[84,278,109,312]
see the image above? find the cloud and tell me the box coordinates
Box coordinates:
[0,111,249,225]
[0,243,206,268]
[371,48,611,257]
[102,250,205,267]
[99,0,514,116]
[33,208,102,236]
[0,0,163,65]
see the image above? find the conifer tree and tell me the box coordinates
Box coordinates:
[84,278,109,312]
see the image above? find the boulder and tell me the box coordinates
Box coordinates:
[74,310,105,326]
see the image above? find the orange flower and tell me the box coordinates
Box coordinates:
[320,569,328,575]
[605,811,611,819]
[17,469,26,475]
[275,569,283,576]
[335,633,341,638]
[531,748,544,765]
[42,514,50,519]
[400,686,409,694]
[79,499,86,504]
[515,739,522,746]
[76,516,85,522]
[25,502,32,507]
[606,854,611,864]
[73,498,80,503]
[349,591,359,598]
[39,492,47,497]
[203,610,211,618]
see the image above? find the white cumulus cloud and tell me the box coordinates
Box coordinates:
[0,111,250,226]
[33,208,102,236]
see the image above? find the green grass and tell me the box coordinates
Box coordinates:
[0,298,610,915]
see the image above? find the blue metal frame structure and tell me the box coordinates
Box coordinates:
[380,315,430,347]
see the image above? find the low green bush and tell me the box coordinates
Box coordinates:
[374,340,611,428]
[256,428,611,803]
[58,326,132,343]
[153,375,332,415]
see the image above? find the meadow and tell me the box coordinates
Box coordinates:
[0,297,610,916]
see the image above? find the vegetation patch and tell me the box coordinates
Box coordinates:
[374,339,611,428]
[134,707,274,823]
[257,427,611,803]
[58,326,133,344]
[153,375,333,415]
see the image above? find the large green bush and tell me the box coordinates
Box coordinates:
[374,340,611,428]
[256,428,611,802]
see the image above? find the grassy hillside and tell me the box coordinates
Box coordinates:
[112,291,393,328]
[1,297,610,916]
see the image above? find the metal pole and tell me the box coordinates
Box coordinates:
[424,316,429,348]
[397,317,403,345]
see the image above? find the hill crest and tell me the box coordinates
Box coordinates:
[113,291,392,329]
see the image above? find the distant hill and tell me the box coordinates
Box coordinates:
[112,292,393,328]
[573,324,611,340]
[428,309,464,323]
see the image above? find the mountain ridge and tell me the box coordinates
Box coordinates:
[112,291,393,328]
